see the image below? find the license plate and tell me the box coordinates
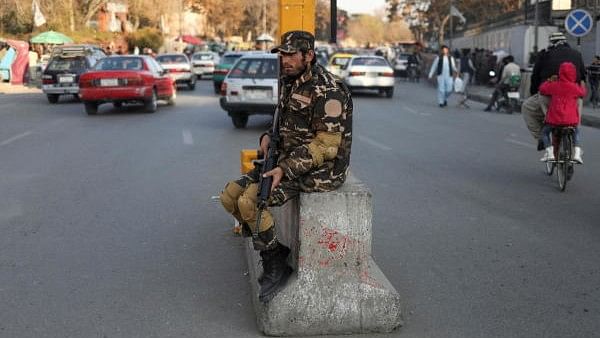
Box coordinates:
[100,78,118,87]
[59,76,74,83]
[246,89,270,100]
[507,92,520,99]
[367,72,378,77]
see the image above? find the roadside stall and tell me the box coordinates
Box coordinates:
[30,31,74,72]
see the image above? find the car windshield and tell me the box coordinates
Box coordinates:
[351,58,389,67]
[193,53,213,61]
[156,55,188,63]
[332,57,350,66]
[46,57,87,71]
[95,57,144,71]
[222,54,243,65]
[399,54,410,60]
[228,58,277,79]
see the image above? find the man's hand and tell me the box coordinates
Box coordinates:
[259,134,271,159]
[263,167,283,191]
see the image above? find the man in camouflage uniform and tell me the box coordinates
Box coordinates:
[219,31,353,303]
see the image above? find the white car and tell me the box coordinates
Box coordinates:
[191,51,220,79]
[341,55,395,98]
[393,53,412,75]
[155,53,196,90]
[219,53,278,128]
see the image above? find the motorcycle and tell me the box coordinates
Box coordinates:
[407,63,420,82]
[492,73,521,114]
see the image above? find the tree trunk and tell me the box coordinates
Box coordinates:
[439,14,450,47]
[68,0,75,31]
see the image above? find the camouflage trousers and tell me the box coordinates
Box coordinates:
[219,166,300,250]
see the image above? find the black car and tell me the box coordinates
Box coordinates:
[41,45,106,103]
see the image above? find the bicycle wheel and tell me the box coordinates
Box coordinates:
[556,132,571,192]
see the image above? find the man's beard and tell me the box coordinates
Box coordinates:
[283,58,309,82]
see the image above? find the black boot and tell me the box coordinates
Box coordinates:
[259,244,292,303]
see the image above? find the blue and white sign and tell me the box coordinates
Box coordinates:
[565,9,594,38]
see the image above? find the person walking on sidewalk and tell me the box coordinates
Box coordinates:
[428,45,457,107]
[521,32,586,150]
[458,49,476,107]
[587,55,600,108]
[218,31,353,303]
[484,55,520,111]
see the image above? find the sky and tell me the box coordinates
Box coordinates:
[337,0,387,15]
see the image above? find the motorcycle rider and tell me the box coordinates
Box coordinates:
[484,55,520,111]
[521,31,586,150]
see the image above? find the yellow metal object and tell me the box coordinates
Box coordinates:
[278,0,316,37]
[241,149,259,174]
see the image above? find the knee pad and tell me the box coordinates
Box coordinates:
[220,181,243,214]
[238,183,273,232]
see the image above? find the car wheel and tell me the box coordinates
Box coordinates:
[84,102,98,115]
[47,94,59,104]
[167,86,177,106]
[231,114,249,129]
[213,82,221,94]
[73,94,81,102]
[385,87,394,98]
[113,102,123,108]
[144,89,158,113]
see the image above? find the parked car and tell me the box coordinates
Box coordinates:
[219,53,278,128]
[327,53,354,77]
[212,51,248,94]
[340,55,395,98]
[392,53,412,77]
[191,51,220,79]
[79,55,176,115]
[41,44,106,103]
[155,53,196,90]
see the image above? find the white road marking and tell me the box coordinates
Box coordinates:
[357,135,392,151]
[404,105,431,116]
[505,138,536,149]
[0,131,33,147]
[182,129,194,145]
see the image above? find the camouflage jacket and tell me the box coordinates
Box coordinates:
[272,62,353,192]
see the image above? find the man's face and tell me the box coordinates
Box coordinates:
[281,50,314,77]
[442,47,449,55]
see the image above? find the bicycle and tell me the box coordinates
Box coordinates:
[544,126,578,191]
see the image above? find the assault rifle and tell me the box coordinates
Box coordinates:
[254,56,281,241]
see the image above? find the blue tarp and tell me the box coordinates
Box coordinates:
[0,47,17,82]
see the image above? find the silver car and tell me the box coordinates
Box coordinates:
[155,53,196,90]
[219,53,278,128]
[341,55,395,98]
[191,51,220,79]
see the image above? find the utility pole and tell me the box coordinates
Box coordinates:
[179,0,183,37]
[330,0,337,44]
[534,0,539,53]
[449,0,453,51]
[263,0,267,34]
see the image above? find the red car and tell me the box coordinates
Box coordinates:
[79,55,176,115]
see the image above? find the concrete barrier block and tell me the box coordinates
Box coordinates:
[245,175,403,336]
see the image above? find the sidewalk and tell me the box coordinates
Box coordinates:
[466,84,600,129]
[0,82,42,95]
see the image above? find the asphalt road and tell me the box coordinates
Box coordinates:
[0,79,599,338]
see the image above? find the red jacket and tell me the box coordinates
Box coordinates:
[539,62,585,126]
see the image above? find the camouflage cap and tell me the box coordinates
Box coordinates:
[271,30,315,54]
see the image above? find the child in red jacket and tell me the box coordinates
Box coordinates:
[539,62,584,163]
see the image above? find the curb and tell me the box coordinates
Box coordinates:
[467,91,600,129]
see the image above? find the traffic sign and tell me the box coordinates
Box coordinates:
[565,9,594,38]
